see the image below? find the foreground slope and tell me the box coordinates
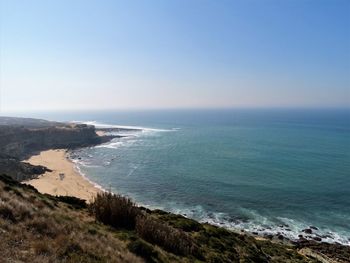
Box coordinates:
[0,174,142,263]
[2,174,349,263]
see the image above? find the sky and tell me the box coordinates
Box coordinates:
[0,0,349,112]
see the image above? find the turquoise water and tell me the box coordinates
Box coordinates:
[26,109,350,244]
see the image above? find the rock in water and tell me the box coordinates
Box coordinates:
[302,229,312,234]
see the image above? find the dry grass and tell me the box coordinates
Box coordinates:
[1,174,345,263]
[135,214,200,257]
[0,175,143,263]
[90,192,139,230]
[89,191,201,259]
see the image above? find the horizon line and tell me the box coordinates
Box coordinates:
[1,106,350,115]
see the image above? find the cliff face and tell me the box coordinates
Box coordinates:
[0,124,101,159]
[0,117,113,181]
[0,156,50,181]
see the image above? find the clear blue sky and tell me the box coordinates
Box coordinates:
[1,0,349,111]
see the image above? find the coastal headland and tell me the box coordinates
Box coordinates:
[0,117,117,181]
[0,116,349,263]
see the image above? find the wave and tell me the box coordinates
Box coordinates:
[67,120,350,246]
[69,146,350,246]
[71,120,180,149]
[70,159,101,168]
[94,141,125,149]
[202,210,350,246]
[68,156,108,193]
[136,202,350,246]
[71,120,179,132]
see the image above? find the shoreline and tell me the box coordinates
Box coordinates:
[24,149,101,202]
[22,149,350,247]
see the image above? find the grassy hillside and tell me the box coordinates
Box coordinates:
[1,174,348,263]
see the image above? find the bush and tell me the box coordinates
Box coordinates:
[55,195,87,209]
[127,239,159,263]
[0,204,16,222]
[135,214,200,257]
[0,174,20,187]
[154,212,203,232]
[90,192,139,229]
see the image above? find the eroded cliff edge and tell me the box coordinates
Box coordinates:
[0,117,114,181]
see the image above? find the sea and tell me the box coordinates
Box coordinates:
[16,109,350,245]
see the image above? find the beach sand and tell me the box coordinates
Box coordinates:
[95,130,106,136]
[24,149,101,202]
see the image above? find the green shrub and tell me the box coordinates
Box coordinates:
[90,192,139,229]
[155,212,203,232]
[55,195,87,209]
[0,174,39,193]
[205,225,231,238]
[127,239,159,263]
[0,174,20,187]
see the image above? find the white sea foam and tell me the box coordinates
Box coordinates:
[71,120,178,132]
[94,141,124,149]
[67,120,350,246]
[205,210,350,246]
[94,137,139,150]
[69,156,108,193]
[70,157,100,168]
[136,202,350,246]
[67,153,350,247]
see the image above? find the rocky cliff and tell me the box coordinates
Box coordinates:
[0,154,50,181]
[0,117,114,181]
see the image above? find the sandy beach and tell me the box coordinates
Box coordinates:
[95,130,106,136]
[24,149,101,202]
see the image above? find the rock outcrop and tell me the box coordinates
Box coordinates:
[0,155,51,181]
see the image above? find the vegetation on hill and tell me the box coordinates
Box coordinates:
[2,174,349,263]
[0,174,141,263]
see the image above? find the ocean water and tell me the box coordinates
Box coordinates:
[22,109,350,245]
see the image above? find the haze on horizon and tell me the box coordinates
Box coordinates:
[0,0,349,113]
